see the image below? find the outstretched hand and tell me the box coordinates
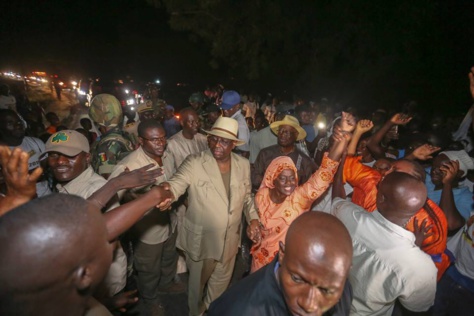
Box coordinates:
[114,163,163,190]
[109,290,139,313]
[1,146,41,202]
[390,113,412,126]
[413,217,434,248]
[156,182,174,210]
[410,144,441,161]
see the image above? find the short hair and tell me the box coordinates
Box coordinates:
[179,107,196,118]
[0,108,18,119]
[295,104,312,114]
[138,119,164,138]
[0,194,91,304]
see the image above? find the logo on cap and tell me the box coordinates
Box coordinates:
[51,132,69,143]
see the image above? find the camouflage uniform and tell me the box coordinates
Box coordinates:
[91,127,135,176]
[88,93,135,176]
[123,121,139,147]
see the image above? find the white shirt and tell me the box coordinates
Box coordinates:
[331,198,437,315]
[231,110,250,152]
[448,216,474,279]
[56,165,125,297]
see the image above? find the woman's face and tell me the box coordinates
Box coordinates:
[273,169,297,197]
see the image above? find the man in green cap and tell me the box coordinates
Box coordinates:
[89,93,135,179]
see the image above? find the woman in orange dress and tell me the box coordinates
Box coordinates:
[250,112,354,272]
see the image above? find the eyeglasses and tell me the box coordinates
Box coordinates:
[207,135,234,147]
[141,136,167,144]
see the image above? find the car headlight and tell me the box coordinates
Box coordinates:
[126,98,135,105]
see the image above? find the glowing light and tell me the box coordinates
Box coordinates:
[78,90,86,95]
[71,81,78,86]
[155,79,161,84]
[126,98,135,105]
[125,89,129,94]
[58,82,64,86]
[317,122,326,129]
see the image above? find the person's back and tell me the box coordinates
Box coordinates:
[332,172,437,315]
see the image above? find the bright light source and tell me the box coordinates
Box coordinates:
[41,78,48,83]
[130,107,135,111]
[78,90,86,95]
[126,98,135,105]
[317,122,326,129]
[58,82,64,86]
[71,81,78,86]
[155,79,160,84]
[125,89,129,94]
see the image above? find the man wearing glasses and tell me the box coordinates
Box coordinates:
[160,116,261,316]
[109,119,182,315]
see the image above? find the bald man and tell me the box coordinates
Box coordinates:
[332,172,437,315]
[208,212,353,316]
[0,194,114,316]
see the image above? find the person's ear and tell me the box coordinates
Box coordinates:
[278,241,285,265]
[72,266,92,292]
[85,153,91,165]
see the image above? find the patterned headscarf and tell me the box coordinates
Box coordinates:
[260,156,299,190]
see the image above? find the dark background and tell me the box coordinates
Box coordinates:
[1,0,474,113]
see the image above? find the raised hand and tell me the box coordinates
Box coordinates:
[1,147,42,202]
[411,144,441,161]
[340,111,356,133]
[114,163,163,190]
[390,113,412,126]
[355,119,374,134]
[440,160,460,185]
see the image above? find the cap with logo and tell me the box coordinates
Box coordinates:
[44,130,90,156]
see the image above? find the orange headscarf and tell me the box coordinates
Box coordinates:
[260,156,299,190]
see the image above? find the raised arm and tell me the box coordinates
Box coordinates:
[347,119,373,156]
[0,147,43,216]
[439,160,466,231]
[88,164,163,210]
[367,113,411,159]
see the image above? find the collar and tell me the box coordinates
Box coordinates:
[372,210,416,242]
[56,166,96,192]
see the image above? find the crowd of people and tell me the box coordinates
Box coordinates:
[1,67,474,316]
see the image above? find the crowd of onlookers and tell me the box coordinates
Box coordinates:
[1,67,474,316]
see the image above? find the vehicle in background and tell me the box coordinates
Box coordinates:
[87,76,143,110]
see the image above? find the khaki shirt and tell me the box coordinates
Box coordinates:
[109,146,176,244]
[165,130,208,170]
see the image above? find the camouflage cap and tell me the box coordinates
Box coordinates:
[137,101,154,113]
[189,92,205,104]
[89,94,123,127]
[44,130,90,156]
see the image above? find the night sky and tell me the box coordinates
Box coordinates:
[2,0,474,113]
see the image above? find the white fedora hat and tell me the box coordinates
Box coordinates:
[204,117,246,146]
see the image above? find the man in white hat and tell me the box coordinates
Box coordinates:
[160,116,261,316]
[252,115,317,192]
[427,150,474,226]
